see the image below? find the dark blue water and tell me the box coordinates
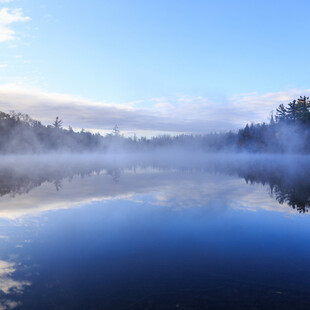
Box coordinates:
[0,156,309,309]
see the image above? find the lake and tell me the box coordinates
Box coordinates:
[0,154,309,309]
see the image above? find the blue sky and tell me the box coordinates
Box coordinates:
[1,0,310,135]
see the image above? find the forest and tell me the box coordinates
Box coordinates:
[237,96,310,152]
[0,95,310,153]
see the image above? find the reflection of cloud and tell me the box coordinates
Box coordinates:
[0,165,298,219]
[148,174,297,215]
[0,300,21,310]
[229,188,296,214]
[0,260,30,294]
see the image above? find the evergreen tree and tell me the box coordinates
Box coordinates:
[276,104,288,122]
[53,117,63,129]
[287,100,297,122]
[296,96,310,123]
[112,124,120,136]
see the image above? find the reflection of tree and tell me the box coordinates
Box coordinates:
[0,170,40,197]
[0,162,124,198]
[53,179,62,191]
[0,166,99,198]
[241,164,310,213]
[0,156,310,214]
[272,184,309,213]
[107,168,121,183]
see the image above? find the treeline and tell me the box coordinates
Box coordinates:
[0,111,238,153]
[238,96,310,152]
[0,111,103,153]
[1,96,310,153]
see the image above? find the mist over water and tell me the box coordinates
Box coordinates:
[0,152,310,215]
[0,153,309,309]
[3,0,310,307]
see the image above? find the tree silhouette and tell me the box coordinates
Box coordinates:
[53,117,63,129]
[112,124,120,136]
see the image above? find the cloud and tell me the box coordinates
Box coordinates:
[0,84,238,134]
[231,89,310,122]
[0,84,309,134]
[0,8,30,43]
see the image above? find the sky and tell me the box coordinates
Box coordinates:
[1,0,310,135]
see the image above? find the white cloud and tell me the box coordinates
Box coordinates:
[0,1,14,3]
[0,84,309,134]
[0,8,30,43]
[0,84,234,134]
[230,89,310,122]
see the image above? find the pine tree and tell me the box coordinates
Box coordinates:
[296,96,310,123]
[287,100,297,122]
[112,124,120,136]
[276,104,288,122]
[53,117,63,129]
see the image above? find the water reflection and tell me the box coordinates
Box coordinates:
[243,170,310,213]
[0,155,309,309]
[0,260,30,310]
[0,154,309,215]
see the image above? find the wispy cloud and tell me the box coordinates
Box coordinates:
[0,8,30,43]
[230,89,310,121]
[0,260,30,295]
[0,84,309,134]
[0,84,235,134]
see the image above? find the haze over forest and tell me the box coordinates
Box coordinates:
[1,1,310,189]
[2,2,310,310]
[2,1,310,138]
[0,96,310,154]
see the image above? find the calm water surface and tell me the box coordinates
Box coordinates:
[0,154,309,309]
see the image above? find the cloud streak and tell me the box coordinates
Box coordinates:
[0,84,309,134]
[0,8,30,43]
